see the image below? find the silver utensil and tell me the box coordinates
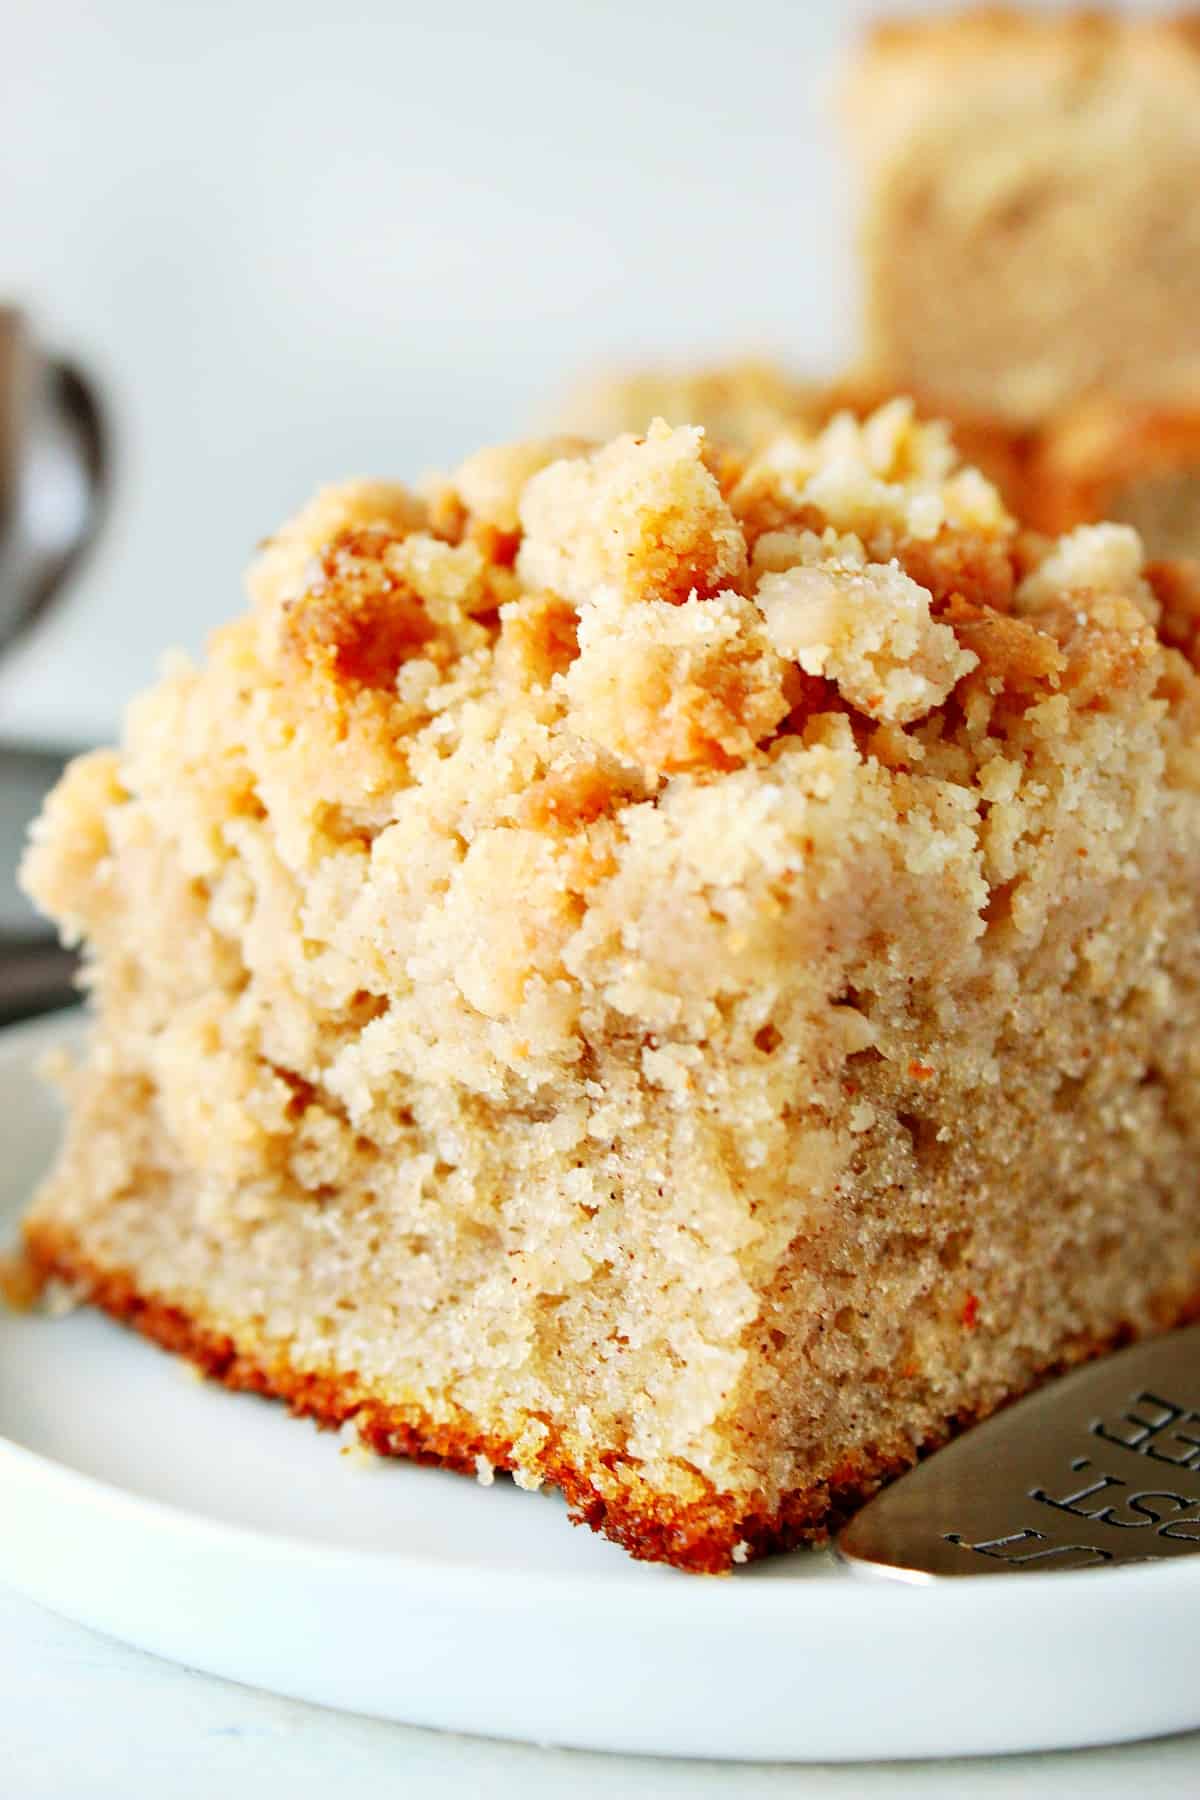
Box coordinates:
[0,305,106,657]
[837,1325,1200,1577]
[0,305,108,1022]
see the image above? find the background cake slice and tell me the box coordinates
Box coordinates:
[1024,401,1200,564]
[20,405,1200,1571]
[845,7,1200,423]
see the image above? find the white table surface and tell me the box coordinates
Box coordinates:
[3,1579,1200,1798]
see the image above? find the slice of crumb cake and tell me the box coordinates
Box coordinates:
[19,403,1200,1571]
[846,8,1200,424]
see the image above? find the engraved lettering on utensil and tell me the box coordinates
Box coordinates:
[944,1387,1200,1567]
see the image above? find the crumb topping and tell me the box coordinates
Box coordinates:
[27,401,1198,1120]
[517,419,748,607]
[20,403,1200,1168]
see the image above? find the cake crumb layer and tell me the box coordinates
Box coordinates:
[25,1221,1200,1573]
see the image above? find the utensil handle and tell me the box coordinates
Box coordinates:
[0,935,78,1026]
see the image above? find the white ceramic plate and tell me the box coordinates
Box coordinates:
[2,1010,1199,1762]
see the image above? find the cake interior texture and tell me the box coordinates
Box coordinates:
[847,9,1200,423]
[20,403,1200,1571]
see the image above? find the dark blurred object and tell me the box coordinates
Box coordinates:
[0,745,77,1025]
[0,306,107,656]
[0,934,78,1025]
[1,306,108,1023]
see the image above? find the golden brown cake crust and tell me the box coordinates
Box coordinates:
[20,1220,852,1571]
[24,1219,1200,1574]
